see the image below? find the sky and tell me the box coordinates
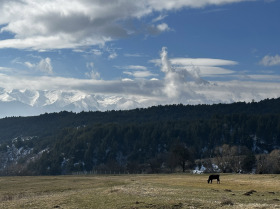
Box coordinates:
[0,0,280,114]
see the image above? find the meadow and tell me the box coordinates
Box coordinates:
[0,174,279,209]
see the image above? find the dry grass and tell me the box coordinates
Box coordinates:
[0,174,279,208]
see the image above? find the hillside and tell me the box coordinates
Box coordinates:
[0,98,280,175]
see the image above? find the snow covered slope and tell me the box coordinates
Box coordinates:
[0,88,140,118]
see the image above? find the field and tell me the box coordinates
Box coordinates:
[0,174,279,209]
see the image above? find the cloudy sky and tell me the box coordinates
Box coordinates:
[0,0,280,113]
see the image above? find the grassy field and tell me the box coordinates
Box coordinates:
[0,174,279,209]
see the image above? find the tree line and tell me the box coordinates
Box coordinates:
[21,113,280,175]
[0,98,279,175]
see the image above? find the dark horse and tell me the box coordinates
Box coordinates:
[207,175,220,184]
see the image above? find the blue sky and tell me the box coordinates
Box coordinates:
[0,0,280,114]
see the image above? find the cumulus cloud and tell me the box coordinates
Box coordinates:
[0,0,253,51]
[24,57,53,74]
[156,23,171,32]
[147,23,171,35]
[260,54,280,66]
[160,47,208,99]
[161,48,185,98]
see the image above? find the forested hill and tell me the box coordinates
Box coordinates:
[0,98,280,175]
[0,98,280,143]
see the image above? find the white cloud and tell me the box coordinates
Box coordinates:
[151,54,236,77]
[123,65,147,71]
[170,58,238,66]
[38,58,53,74]
[85,71,101,80]
[85,62,100,80]
[150,78,159,81]
[260,54,280,66]
[24,62,35,69]
[156,23,171,32]
[0,0,253,51]
[152,14,168,23]
[0,68,280,109]
[108,52,118,60]
[105,46,119,60]
[169,58,236,76]
[91,49,103,56]
[148,23,171,35]
[119,65,157,78]
[24,57,53,74]
[115,65,158,78]
[1,46,280,114]
[122,78,134,82]
[124,70,156,78]
[160,47,208,99]
[148,0,249,10]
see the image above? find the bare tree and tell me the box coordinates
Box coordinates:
[168,142,193,172]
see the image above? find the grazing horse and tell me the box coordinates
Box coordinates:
[207,175,220,184]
